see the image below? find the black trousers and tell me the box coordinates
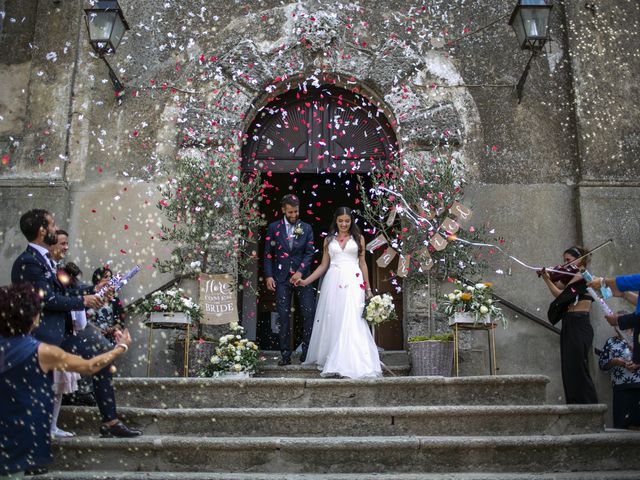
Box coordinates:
[612,386,640,429]
[275,281,316,360]
[60,324,117,422]
[560,312,598,404]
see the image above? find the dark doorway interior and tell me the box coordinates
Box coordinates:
[254,172,404,351]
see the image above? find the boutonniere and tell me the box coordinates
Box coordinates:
[293,223,304,239]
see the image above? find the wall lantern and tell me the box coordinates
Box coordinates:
[508,0,553,103]
[84,1,130,103]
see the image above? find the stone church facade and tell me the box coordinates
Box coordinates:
[1,1,639,419]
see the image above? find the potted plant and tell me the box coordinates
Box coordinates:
[440,280,505,326]
[408,333,454,376]
[198,322,260,378]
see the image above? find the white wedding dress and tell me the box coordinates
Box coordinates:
[303,237,382,379]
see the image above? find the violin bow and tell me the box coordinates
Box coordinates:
[540,238,613,277]
[558,238,613,269]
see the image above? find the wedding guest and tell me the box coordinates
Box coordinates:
[11,209,142,438]
[0,283,133,478]
[48,239,83,439]
[588,274,640,363]
[540,246,598,404]
[599,324,640,429]
[88,266,125,344]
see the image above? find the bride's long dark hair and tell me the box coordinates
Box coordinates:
[327,207,363,255]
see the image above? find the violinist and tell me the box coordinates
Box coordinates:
[539,246,598,404]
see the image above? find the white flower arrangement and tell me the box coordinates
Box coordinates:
[364,293,397,326]
[199,322,260,377]
[134,287,202,322]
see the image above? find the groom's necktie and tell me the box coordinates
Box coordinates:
[286,223,293,248]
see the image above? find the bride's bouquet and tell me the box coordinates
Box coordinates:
[364,293,397,326]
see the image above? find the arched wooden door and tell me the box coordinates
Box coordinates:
[242,84,404,350]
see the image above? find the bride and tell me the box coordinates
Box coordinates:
[296,207,382,379]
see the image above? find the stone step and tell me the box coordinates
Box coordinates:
[254,350,410,377]
[111,375,548,408]
[59,404,606,437]
[254,363,410,378]
[50,433,640,473]
[37,471,640,480]
[259,350,411,366]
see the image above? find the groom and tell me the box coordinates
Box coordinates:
[264,194,316,366]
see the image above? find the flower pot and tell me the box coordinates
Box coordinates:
[448,311,492,326]
[409,340,454,376]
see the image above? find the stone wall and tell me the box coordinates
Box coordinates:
[1,1,639,419]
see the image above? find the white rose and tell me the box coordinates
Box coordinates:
[475,283,486,289]
[480,305,489,314]
[229,321,239,330]
[448,293,456,301]
[233,364,243,372]
[210,355,220,364]
[466,286,474,292]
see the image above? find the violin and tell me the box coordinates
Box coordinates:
[537,264,580,285]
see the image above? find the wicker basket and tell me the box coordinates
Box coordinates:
[409,340,454,376]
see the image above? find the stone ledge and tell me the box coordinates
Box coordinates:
[37,472,640,480]
[111,375,549,408]
[51,433,640,473]
[59,404,606,437]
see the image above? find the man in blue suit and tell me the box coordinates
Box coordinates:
[264,195,316,365]
[11,209,142,437]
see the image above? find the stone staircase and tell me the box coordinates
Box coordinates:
[255,350,410,377]
[42,368,640,479]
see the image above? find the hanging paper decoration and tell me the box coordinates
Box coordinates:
[397,255,410,278]
[376,248,397,268]
[430,232,448,251]
[415,247,434,272]
[450,201,473,222]
[385,207,397,227]
[366,234,388,253]
[441,217,460,234]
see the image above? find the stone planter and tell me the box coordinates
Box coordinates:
[448,311,492,326]
[409,340,454,376]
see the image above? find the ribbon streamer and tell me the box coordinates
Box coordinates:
[378,187,435,230]
[450,236,613,278]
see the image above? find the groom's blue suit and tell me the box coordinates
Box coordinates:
[264,219,316,362]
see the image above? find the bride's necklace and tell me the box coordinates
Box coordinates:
[337,234,350,244]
